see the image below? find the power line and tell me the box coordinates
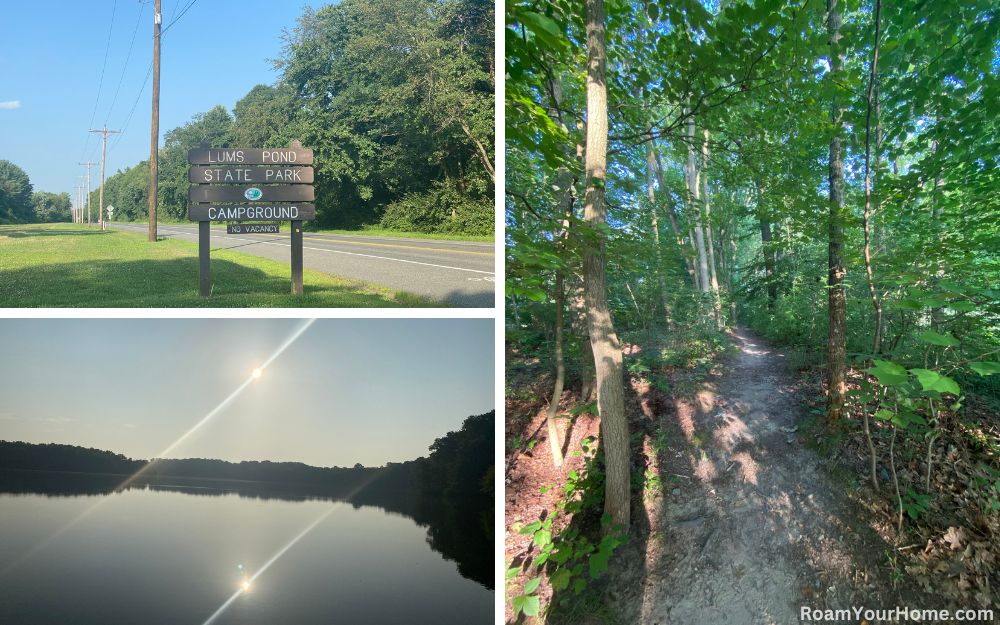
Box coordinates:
[78,0,119,166]
[160,0,198,35]
[106,59,155,157]
[103,1,146,128]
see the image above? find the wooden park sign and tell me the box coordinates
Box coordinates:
[188,139,315,296]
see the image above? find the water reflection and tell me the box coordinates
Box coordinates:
[0,468,493,625]
[0,468,492,589]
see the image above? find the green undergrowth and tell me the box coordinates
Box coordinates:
[506,437,628,620]
[0,223,434,307]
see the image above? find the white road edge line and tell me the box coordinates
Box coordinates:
[122,223,493,248]
[128,225,494,275]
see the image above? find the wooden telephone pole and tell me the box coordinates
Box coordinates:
[79,162,96,228]
[148,0,162,242]
[89,126,121,232]
[76,177,85,224]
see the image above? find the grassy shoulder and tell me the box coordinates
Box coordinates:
[115,219,494,242]
[0,223,435,308]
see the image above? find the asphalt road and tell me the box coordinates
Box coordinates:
[107,222,495,307]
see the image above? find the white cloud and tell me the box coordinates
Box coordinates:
[123,424,138,429]
[0,101,20,109]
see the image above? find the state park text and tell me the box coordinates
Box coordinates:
[188,167,314,184]
[187,205,316,222]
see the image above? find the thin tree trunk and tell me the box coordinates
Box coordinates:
[688,114,710,294]
[703,129,722,328]
[584,0,629,533]
[760,219,776,307]
[862,0,883,365]
[647,147,672,326]
[653,150,698,285]
[546,273,566,467]
[827,0,848,426]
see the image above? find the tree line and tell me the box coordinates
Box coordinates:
[0,160,73,224]
[507,0,1000,552]
[93,0,494,236]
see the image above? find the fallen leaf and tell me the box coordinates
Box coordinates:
[944,526,966,551]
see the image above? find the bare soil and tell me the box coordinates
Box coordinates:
[606,328,927,624]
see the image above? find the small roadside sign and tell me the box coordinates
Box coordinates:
[227,223,279,234]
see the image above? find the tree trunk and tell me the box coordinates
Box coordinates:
[688,114,710,295]
[760,219,776,308]
[568,275,595,402]
[862,0,883,364]
[647,147,673,326]
[653,150,698,286]
[584,0,629,533]
[827,0,848,426]
[703,129,722,328]
[545,272,566,467]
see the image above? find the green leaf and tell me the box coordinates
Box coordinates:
[969,361,1000,376]
[516,11,564,50]
[589,551,610,578]
[873,409,894,420]
[519,521,541,535]
[868,360,908,385]
[897,299,923,310]
[891,413,910,428]
[550,568,571,591]
[908,369,960,395]
[523,576,542,594]
[917,330,960,347]
[512,594,540,616]
[573,578,587,594]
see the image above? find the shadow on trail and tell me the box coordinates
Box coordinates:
[604,328,912,624]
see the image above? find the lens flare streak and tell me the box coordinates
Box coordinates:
[0,319,318,579]
[202,507,335,625]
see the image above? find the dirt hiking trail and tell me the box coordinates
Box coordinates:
[608,327,900,625]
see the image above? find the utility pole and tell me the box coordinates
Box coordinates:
[88,126,121,232]
[76,177,86,224]
[148,0,162,243]
[79,161,97,228]
[75,185,83,223]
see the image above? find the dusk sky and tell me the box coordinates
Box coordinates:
[0,0,329,196]
[0,319,493,467]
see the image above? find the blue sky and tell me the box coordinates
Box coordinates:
[0,319,494,467]
[0,1,330,198]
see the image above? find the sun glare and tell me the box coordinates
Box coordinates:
[252,368,262,378]
[242,582,249,590]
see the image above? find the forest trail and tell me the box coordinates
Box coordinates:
[611,327,890,625]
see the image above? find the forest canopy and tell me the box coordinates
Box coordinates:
[95,0,494,236]
[505,0,1000,612]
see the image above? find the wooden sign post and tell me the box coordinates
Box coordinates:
[188,139,315,296]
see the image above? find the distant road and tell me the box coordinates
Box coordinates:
[107,222,495,308]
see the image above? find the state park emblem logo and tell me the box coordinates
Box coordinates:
[244,187,263,200]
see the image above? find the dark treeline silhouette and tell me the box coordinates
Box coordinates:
[0,410,495,589]
[0,440,416,498]
[411,410,494,587]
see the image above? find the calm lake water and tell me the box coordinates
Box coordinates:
[0,472,494,624]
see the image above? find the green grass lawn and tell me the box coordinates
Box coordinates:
[0,223,436,307]
[138,219,494,242]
